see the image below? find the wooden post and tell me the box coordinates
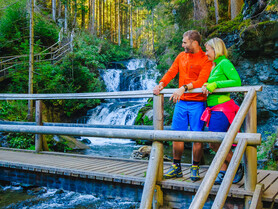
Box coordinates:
[153,94,164,209]
[244,92,257,209]
[140,94,164,209]
[35,100,42,153]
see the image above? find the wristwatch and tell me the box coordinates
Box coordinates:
[182,85,188,91]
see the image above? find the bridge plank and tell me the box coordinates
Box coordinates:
[0,148,277,204]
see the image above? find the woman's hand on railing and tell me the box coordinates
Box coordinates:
[153,82,164,95]
[202,83,210,96]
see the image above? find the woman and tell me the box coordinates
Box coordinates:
[201,37,242,185]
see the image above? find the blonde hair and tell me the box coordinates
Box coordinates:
[205,37,228,60]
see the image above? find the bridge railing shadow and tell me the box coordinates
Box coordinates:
[0,86,263,209]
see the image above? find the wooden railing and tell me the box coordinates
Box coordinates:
[0,30,73,79]
[0,86,263,208]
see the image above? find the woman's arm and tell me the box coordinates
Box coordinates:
[206,60,241,93]
[215,60,241,88]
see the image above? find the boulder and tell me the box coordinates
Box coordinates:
[131,145,172,161]
[56,135,90,150]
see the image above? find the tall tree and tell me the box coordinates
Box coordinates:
[128,0,133,48]
[214,0,220,24]
[193,0,208,21]
[58,0,62,18]
[64,0,68,32]
[28,0,35,121]
[231,0,243,19]
[89,0,96,33]
[52,0,56,22]
[72,0,77,28]
[118,0,121,45]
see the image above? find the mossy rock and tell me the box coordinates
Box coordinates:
[238,21,278,56]
[58,135,90,150]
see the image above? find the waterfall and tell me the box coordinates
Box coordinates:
[81,59,160,156]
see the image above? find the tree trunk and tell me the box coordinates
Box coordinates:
[152,9,154,52]
[64,0,68,33]
[81,0,85,28]
[28,0,34,121]
[193,0,208,21]
[214,0,220,24]
[58,0,61,18]
[231,0,243,19]
[72,0,77,28]
[91,0,96,34]
[99,0,102,35]
[118,0,121,46]
[114,0,117,42]
[129,0,133,48]
[52,0,56,22]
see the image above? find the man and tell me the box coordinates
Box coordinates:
[153,30,212,181]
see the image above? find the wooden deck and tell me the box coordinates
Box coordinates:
[0,148,277,204]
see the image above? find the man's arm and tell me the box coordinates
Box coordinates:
[153,54,181,95]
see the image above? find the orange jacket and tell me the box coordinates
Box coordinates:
[160,48,212,102]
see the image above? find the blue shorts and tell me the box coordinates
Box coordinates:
[171,101,206,131]
[208,111,230,132]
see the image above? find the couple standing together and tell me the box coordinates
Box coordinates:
[153,30,243,185]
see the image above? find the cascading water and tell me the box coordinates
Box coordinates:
[82,59,160,158]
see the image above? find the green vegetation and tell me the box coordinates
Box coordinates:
[257,132,277,170]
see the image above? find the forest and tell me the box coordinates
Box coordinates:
[0,0,277,169]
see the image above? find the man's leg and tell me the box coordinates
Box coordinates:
[164,101,188,179]
[193,142,203,164]
[173,141,184,160]
[188,101,206,181]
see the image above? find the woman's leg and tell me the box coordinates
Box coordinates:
[210,142,233,171]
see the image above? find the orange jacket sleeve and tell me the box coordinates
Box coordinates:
[159,53,182,87]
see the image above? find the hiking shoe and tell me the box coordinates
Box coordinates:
[190,165,200,181]
[215,171,226,185]
[163,164,183,179]
[233,163,244,184]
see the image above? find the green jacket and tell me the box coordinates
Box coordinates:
[206,56,241,106]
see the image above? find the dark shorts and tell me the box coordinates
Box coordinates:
[208,111,230,132]
[171,100,205,131]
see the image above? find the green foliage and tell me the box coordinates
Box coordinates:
[47,136,73,152]
[257,131,277,170]
[134,98,153,125]
[7,133,34,149]
[0,0,58,56]
[0,101,28,121]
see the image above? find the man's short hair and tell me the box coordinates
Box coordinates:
[205,37,228,60]
[183,30,201,45]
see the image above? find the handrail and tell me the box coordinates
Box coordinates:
[0,86,262,100]
[189,88,257,209]
[212,138,247,208]
[0,125,261,144]
[0,87,262,208]
[250,184,264,209]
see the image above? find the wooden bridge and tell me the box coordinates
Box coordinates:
[0,86,278,209]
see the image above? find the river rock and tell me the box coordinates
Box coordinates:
[55,135,90,150]
[81,138,91,144]
[131,145,172,161]
[27,187,47,195]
